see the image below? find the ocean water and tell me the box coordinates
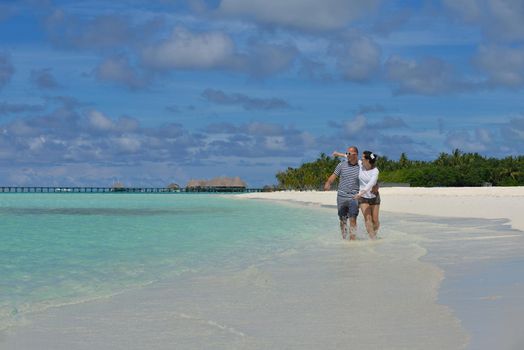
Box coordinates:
[3,193,523,349]
[1,193,471,350]
[0,193,336,331]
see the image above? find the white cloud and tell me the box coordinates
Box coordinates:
[28,136,46,152]
[44,10,135,50]
[116,116,140,133]
[332,34,381,81]
[264,136,286,151]
[443,0,481,22]
[444,0,524,43]
[246,122,284,136]
[142,27,235,70]
[114,136,141,153]
[501,117,524,143]
[474,45,524,88]
[141,28,298,77]
[475,128,492,143]
[203,121,317,158]
[385,55,470,95]
[218,0,382,31]
[240,42,298,77]
[343,114,367,135]
[96,55,150,89]
[487,0,524,42]
[88,110,114,131]
[300,132,316,148]
[446,129,488,152]
[7,120,37,136]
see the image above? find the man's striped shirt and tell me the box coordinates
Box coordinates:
[333,160,360,197]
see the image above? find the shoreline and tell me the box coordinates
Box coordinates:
[234,186,524,231]
[235,187,524,349]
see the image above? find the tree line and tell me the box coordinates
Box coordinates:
[274,149,524,190]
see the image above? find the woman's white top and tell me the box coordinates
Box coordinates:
[358,160,379,199]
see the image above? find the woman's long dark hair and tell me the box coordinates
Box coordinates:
[363,151,378,168]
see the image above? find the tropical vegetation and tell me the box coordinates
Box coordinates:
[275,149,524,190]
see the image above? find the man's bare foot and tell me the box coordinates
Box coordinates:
[349,234,356,240]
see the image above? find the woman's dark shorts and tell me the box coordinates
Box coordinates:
[337,195,359,219]
[358,193,381,205]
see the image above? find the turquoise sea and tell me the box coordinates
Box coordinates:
[0,193,336,331]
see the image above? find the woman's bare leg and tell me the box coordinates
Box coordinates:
[360,203,375,239]
[371,204,380,235]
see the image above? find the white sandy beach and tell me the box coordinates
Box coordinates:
[2,187,524,350]
[237,186,524,231]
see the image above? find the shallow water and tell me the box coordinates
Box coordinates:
[2,194,523,349]
[0,193,336,331]
[389,213,524,350]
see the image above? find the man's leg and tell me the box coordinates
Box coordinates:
[348,198,359,240]
[339,217,348,240]
[348,216,357,240]
[337,196,349,240]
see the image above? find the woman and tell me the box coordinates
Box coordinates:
[354,151,380,239]
[332,150,380,239]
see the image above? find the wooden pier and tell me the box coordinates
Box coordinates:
[0,186,263,193]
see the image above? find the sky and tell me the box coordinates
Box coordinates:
[0,0,523,187]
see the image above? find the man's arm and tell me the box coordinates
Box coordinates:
[324,173,337,191]
[356,170,379,197]
[371,183,379,195]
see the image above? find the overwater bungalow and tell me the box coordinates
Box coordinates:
[185,177,247,192]
[111,181,126,192]
[167,183,181,192]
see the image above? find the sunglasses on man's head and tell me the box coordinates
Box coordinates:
[346,152,357,156]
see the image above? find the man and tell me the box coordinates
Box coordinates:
[324,146,360,240]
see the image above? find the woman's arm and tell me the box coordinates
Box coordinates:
[355,170,379,197]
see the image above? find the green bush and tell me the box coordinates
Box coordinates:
[275,150,524,188]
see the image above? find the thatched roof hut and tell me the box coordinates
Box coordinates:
[207,176,246,187]
[111,181,126,192]
[167,183,180,189]
[186,179,207,188]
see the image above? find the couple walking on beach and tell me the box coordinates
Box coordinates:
[324,146,380,240]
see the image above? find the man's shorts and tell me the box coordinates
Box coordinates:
[337,195,359,219]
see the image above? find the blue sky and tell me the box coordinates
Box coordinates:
[1,0,523,187]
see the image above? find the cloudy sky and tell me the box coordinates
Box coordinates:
[1,0,523,187]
